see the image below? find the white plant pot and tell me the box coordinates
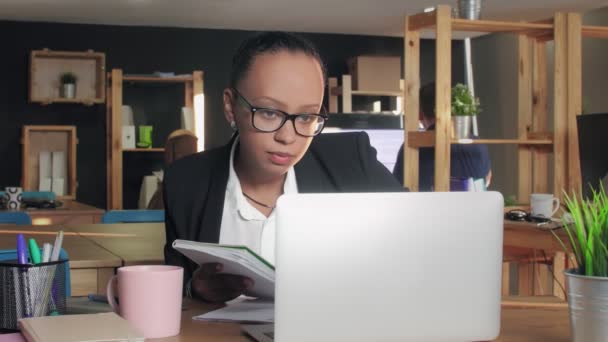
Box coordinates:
[61,83,76,99]
[452,116,472,139]
[565,269,608,342]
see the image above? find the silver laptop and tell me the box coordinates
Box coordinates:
[244,191,503,342]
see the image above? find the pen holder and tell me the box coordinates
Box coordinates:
[0,260,68,330]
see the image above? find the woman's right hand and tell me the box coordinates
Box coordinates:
[190,263,254,303]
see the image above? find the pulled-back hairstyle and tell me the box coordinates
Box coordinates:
[229,31,327,89]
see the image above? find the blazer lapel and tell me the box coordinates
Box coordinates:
[295,149,337,193]
[196,142,232,243]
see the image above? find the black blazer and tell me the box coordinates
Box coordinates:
[163,132,403,283]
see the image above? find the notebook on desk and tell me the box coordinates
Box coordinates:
[243,192,504,342]
[18,312,144,342]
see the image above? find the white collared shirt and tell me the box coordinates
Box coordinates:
[218,138,298,265]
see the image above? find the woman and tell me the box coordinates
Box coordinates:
[164,31,402,302]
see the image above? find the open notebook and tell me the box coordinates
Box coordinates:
[172,239,275,298]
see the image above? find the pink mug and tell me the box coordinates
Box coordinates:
[107,265,183,338]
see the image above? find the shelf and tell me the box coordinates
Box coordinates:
[330,87,402,97]
[407,131,553,148]
[451,18,553,34]
[407,11,553,36]
[123,148,165,152]
[454,139,553,145]
[21,125,78,200]
[29,49,105,104]
[33,98,100,105]
[108,69,204,209]
[122,75,194,83]
[328,75,404,113]
[582,25,608,38]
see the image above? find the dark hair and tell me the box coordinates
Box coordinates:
[420,82,436,118]
[229,31,327,88]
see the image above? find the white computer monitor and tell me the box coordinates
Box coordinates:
[323,127,403,172]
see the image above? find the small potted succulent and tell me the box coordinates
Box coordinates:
[451,83,480,139]
[553,184,608,342]
[59,72,77,99]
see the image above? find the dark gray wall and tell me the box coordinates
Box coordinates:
[583,6,608,114]
[471,33,519,199]
[0,20,464,208]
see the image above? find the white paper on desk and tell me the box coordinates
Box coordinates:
[193,296,274,324]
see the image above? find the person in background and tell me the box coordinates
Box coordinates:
[393,82,492,190]
[147,129,198,209]
[163,32,402,303]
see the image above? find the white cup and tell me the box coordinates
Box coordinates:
[5,187,23,210]
[530,193,560,218]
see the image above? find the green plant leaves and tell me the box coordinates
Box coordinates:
[60,72,77,84]
[557,184,608,277]
[451,83,480,116]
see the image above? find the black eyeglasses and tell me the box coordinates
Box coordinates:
[232,88,328,137]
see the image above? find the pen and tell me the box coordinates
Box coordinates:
[16,234,32,317]
[29,238,49,316]
[16,234,28,265]
[29,239,41,265]
[42,243,52,263]
[48,231,64,316]
[50,231,64,262]
[13,236,25,319]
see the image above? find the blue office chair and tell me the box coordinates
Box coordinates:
[0,248,71,297]
[0,212,32,225]
[101,210,165,224]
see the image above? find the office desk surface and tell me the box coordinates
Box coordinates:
[74,221,565,265]
[153,300,570,341]
[0,225,121,269]
[7,200,105,225]
[0,225,122,296]
[69,223,165,266]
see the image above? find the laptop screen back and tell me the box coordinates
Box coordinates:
[274,192,503,342]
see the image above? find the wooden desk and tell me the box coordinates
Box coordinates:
[0,223,165,296]
[71,223,165,266]
[503,221,574,299]
[0,225,121,296]
[18,200,104,225]
[151,300,570,341]
[65,222,573,300]
[1,221,573,302]
[504,221,566,253]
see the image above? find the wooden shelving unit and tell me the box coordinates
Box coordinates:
[401,5,592,205]
[107,69,204,209]
[328,75,404,113]
[21,125,78,200]
[403,6,608,300]
[29,49,105,105]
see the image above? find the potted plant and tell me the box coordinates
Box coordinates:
[59,72,77,99]
[553,185,608,342]
[451,83,480,139]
